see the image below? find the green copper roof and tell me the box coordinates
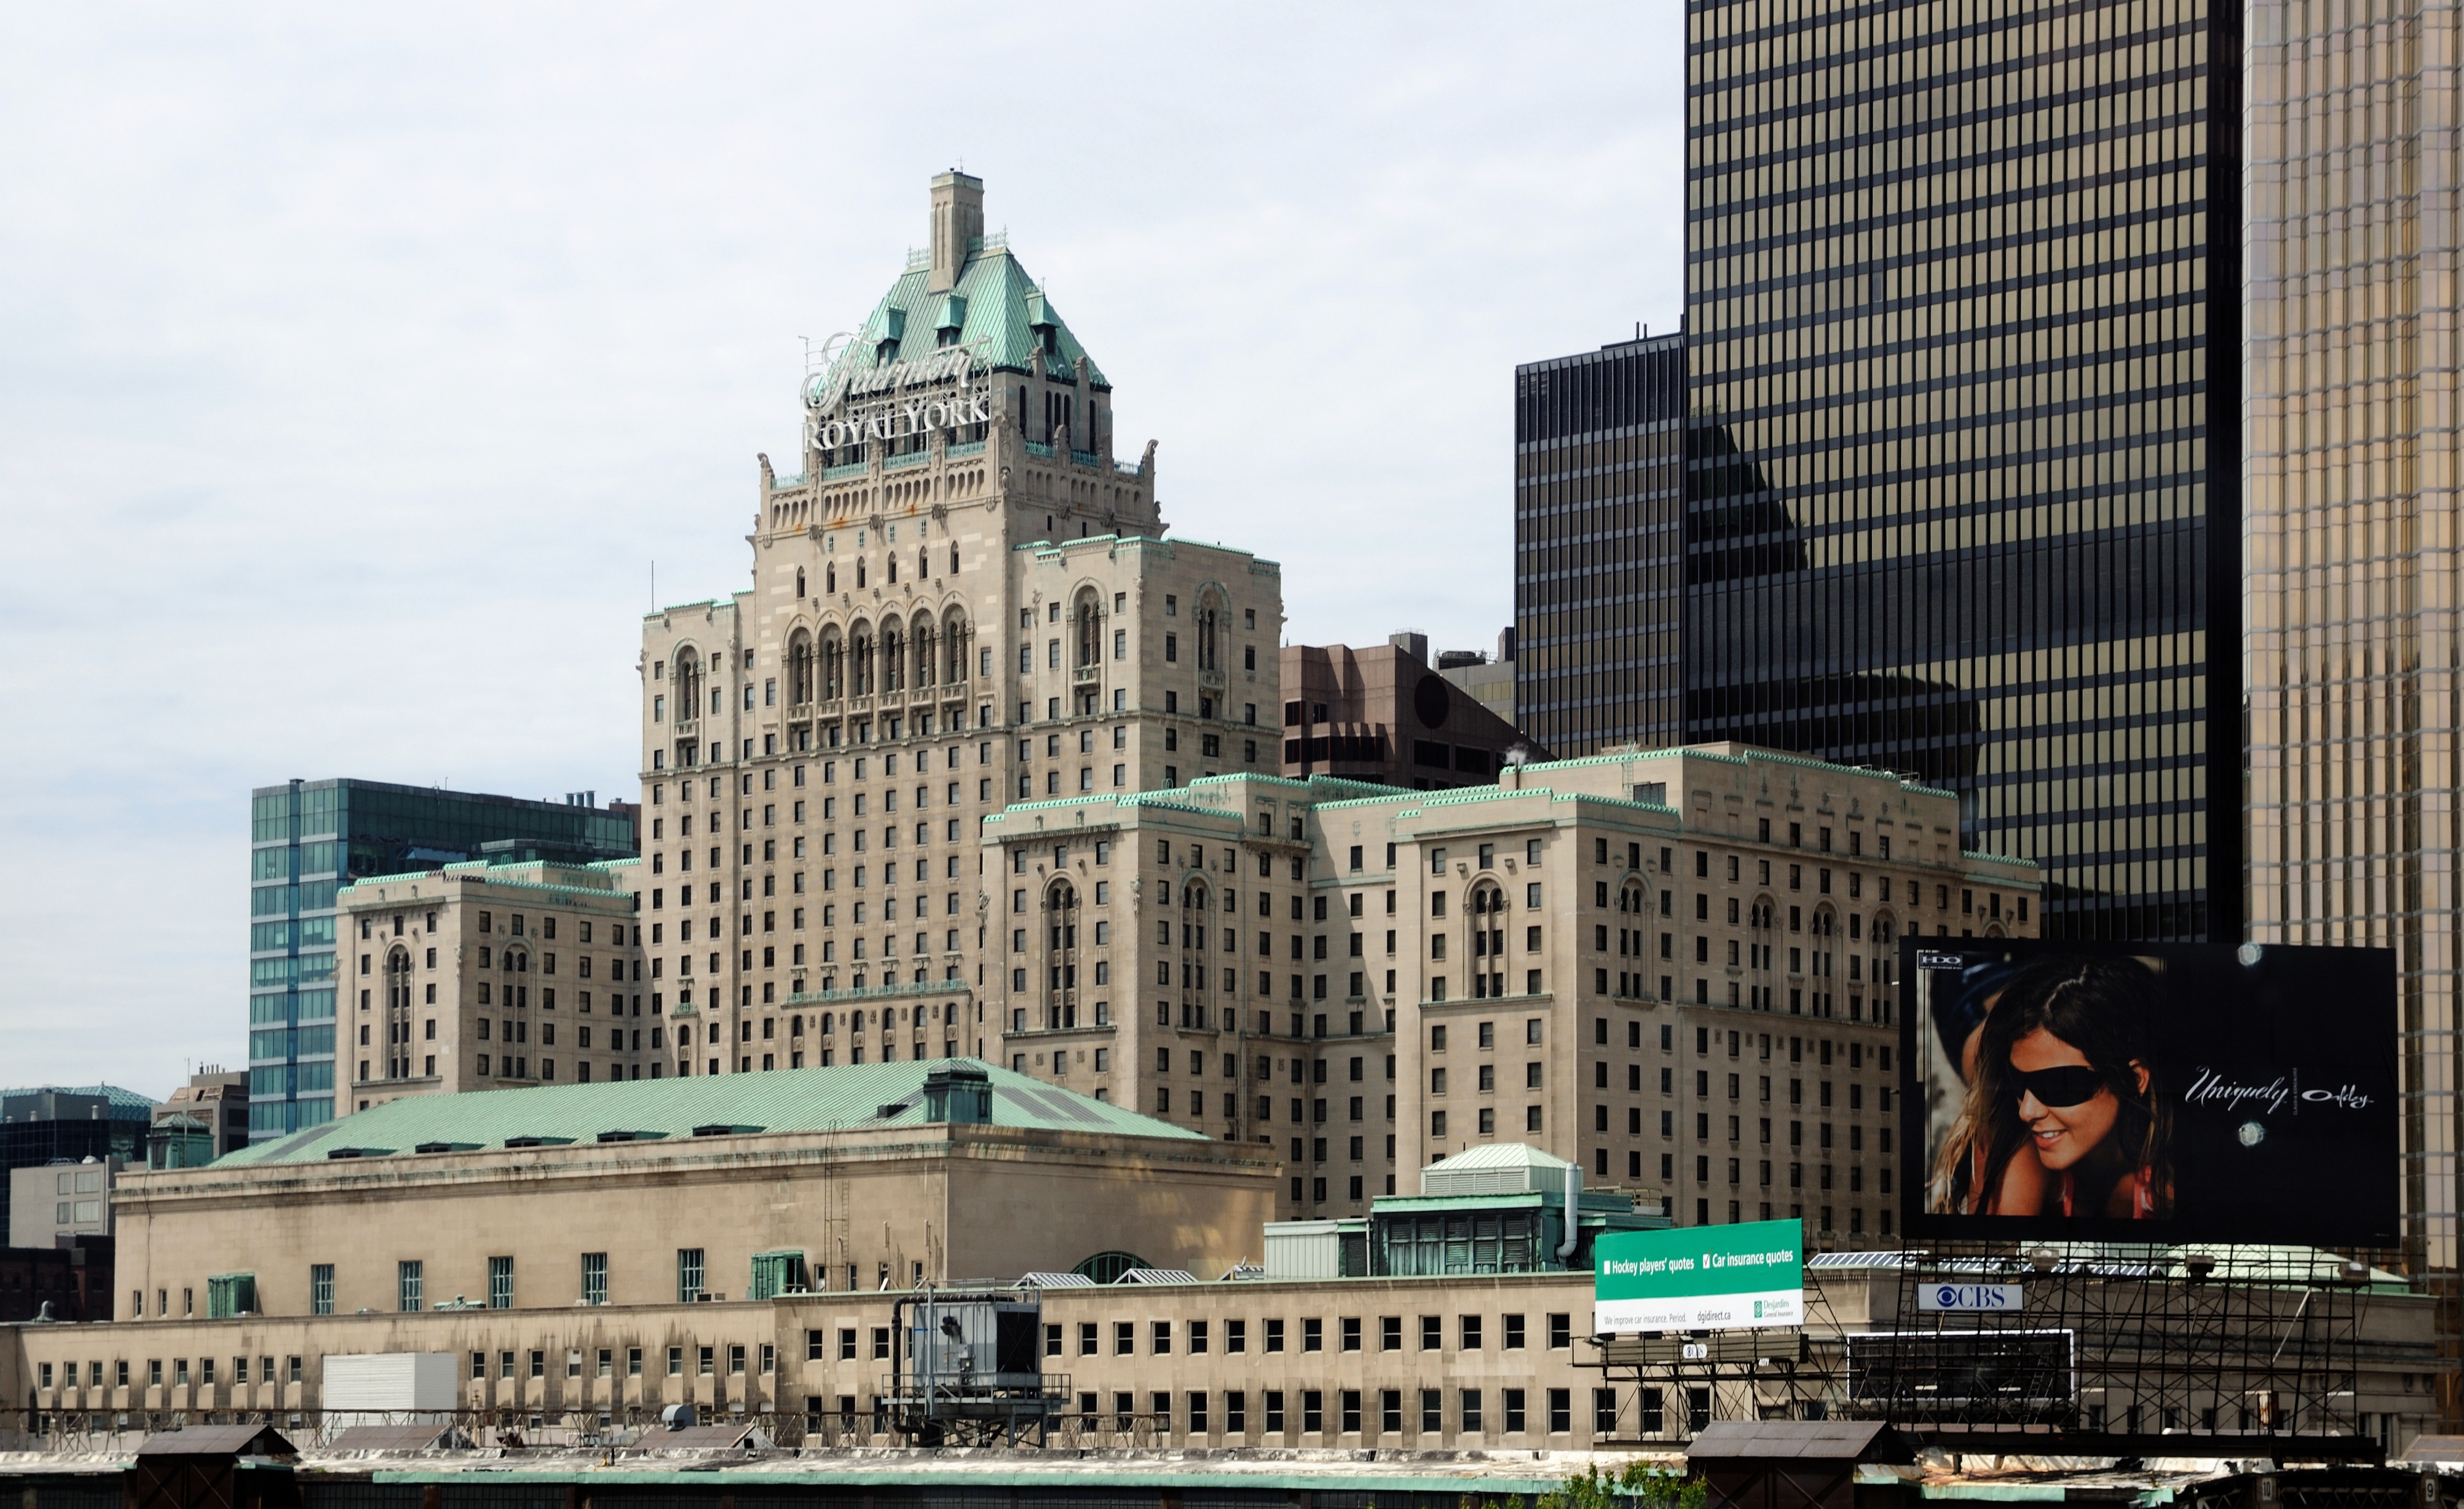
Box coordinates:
[213,1059,1202,1168]
[0,1083,157,1115]
[821,247,1107,394]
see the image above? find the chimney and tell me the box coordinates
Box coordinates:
[928,172,984,295]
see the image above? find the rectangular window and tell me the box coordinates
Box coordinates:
[488,1255,514,1309]
[396,1260,422,1313]
[676,1247,706,1303]
[309,1264,334,1316]
[582,1252,608,1306]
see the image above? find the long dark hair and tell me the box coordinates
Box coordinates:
[1933,955,2171,1216]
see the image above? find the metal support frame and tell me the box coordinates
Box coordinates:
[1582,1243,2411,1456]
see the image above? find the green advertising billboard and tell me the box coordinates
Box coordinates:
[1593,1220,1804,1331]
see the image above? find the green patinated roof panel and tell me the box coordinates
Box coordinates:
[832,250,1108,392]
[214,1059,1202,1168]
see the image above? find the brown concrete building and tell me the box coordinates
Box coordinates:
[334,858,649,1114]
[1438,628,1518,728]
[1281,636,1534,793]
[982,743,2037,1230]
[151,1069,249,1162]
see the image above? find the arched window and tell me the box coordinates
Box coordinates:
[787,630,813,707]
[1046,881,1081,1030]
[1072,1251,1148,1285]
[675,651,703,724]
[1468,881,1507,997]
[882,625,904,693]
[850,625,874,695]
[1076,591,1104,668]
[913,618,938,687]
[796,567,807,598]
[820,630,845,700]
[944,612,968,684]
[1194,592,1223,671]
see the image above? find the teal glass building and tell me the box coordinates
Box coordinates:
[247,779,636,1139]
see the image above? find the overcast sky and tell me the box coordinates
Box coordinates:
[0,6,1685,1098]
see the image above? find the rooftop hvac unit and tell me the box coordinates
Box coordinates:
[907,1295,1041,1390]
[883,1289,1064,1446]
[1844,1328,2077,1424]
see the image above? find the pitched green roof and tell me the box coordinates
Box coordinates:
[0,1083,157,1115]
[816,245,1107,395]
[214,1060,1201,1168]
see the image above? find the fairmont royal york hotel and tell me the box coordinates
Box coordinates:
[327,174,2038,1232]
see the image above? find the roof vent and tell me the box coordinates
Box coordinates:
[502,1136,575,1150]
[875,1103,910,1120]
[922,1063,992,1125]
[690,1123,762,1138]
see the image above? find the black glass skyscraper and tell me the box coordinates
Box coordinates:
[1680,0,2242,941]
[1514,332,1689,756]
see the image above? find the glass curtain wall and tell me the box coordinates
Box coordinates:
[247,779,638,1139]
[2243,0,2462,1399]
[1681,0,2243,941]
[1514,335,1689,756]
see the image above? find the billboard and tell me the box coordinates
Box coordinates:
[1595,1219,1804,1332]
[1903,938,2399,1244]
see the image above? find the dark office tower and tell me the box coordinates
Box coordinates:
[1513,332,1689,757]
[1681,0,2241,941]
[0,1085,152,1243]
[247,779,638,1140]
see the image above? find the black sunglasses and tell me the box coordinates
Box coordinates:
[2012,1064,2109,1108]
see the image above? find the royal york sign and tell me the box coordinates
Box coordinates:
[806,348,990,452]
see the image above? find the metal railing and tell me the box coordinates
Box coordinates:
[0,1404,1196,1457]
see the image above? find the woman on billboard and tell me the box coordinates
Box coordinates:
[1930,955,2174,1220]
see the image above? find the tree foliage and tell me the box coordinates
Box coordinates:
[1474,1462,1707,1509]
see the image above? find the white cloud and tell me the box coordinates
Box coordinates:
[0,4,1684,1095]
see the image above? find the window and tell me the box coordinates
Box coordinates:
[397,1260,423,1313]
[582,1252,608,1306]
[677,1247,706,1302]
[310,1264,334,1315]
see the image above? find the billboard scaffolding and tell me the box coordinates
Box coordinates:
[1582,1243,2407,1457]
